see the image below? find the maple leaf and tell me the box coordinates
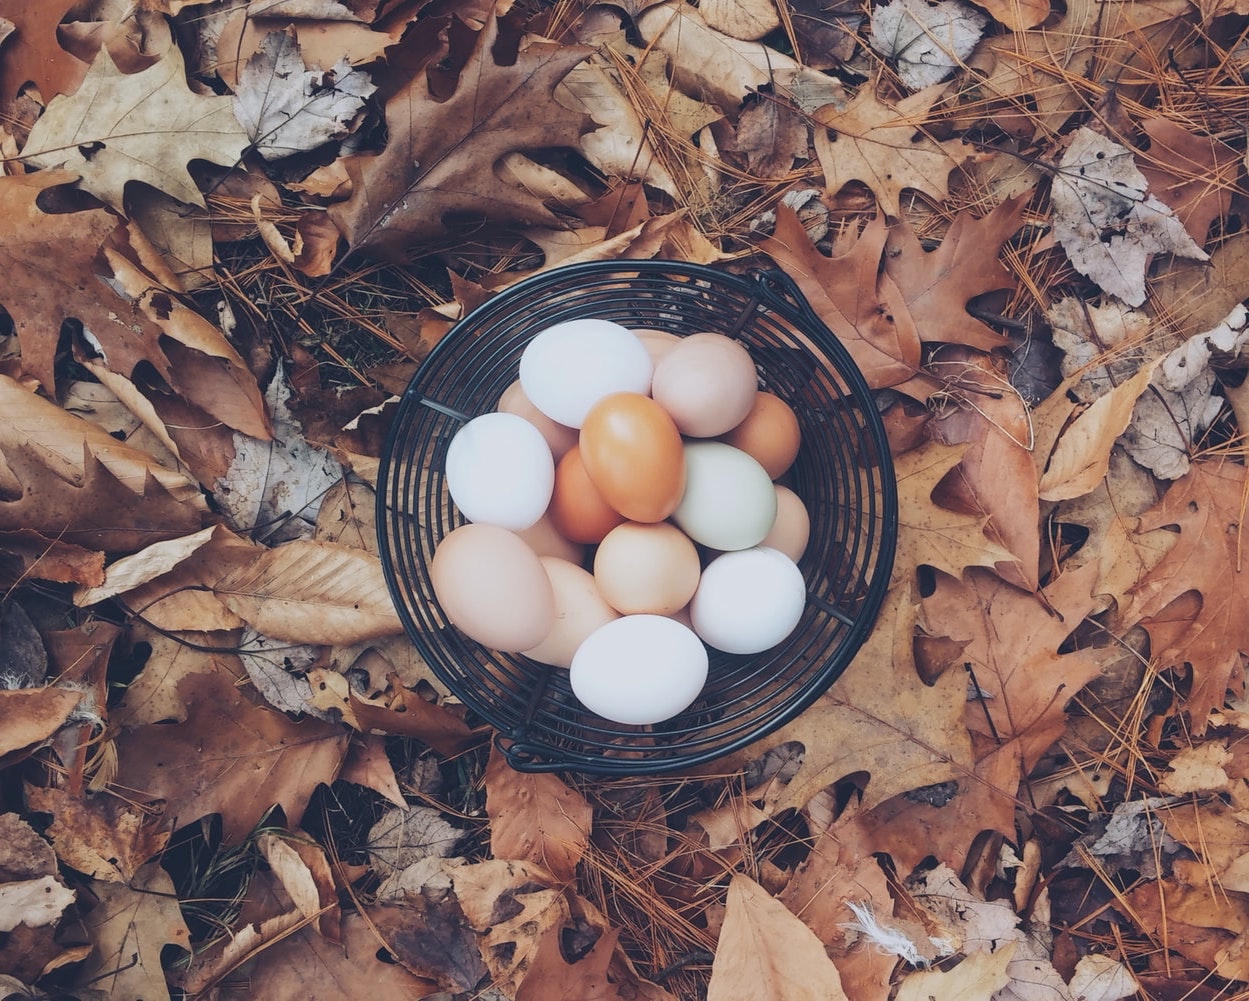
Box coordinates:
[814,83,973,217]
[883,194,1031,351]
[1125,460,1249,734]
[329,16,594,258]
[20,43,249,210]
[1050,128,1209,307]
[758,204,926,396]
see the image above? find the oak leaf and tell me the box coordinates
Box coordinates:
[707,875,851,1001]
[883,194,1030,351]
[329,16,593,257]
[920,563,1109,769]
[1051,127,1208,307]
[814,84,973,217]
[484,744,592,883]
[758,205,925,396]
[516,923,676,1001]
[21,43,249,210]
[23,785,168,883]
[1125,460,1249,733]
[0,2,86,103]
[113,661,349,842]
[78,862,190,1001]
[1139,117,1240,245]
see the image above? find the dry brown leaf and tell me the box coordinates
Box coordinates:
[23,785,168,883]
[257,832,340,942]
[758,205,925,396]
[894,945,1015,1001]
[1125,460,1249,734]
[0,2,87,103]
[708,874,851,1001]
[699,0,781,39]
[78,862,190,1001]
[21,43,249,210]
[213,538,403,645]
[329,17,592,257]
[815,84,973,218]
[0,688,82,760]
[484,744,592,883]
[0,530,105,588]
[1150,230,1249,342]
[113,660,349,842]
[1139,117,1240,245]
[339,733,406,807]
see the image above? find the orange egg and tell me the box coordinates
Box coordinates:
[580,392,685,523]
[548,445,626,544]
[721,391,801,479]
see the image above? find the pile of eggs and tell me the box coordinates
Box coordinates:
[428,319,813,727]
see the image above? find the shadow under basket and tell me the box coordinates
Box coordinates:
[377,261,898,775]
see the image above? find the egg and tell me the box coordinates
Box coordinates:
[593,522,701,615]
[721,391,801,479]
[650,332,758,437]
[760,485,810,562]
[519,319,653,428]
[691,547,806,655]
[570,615,709,724]
[672,441,777,550]
[580,392,685,523]
[497,379,579,461]
[548,444,626,544]
[430,524,554,652]
[523,557,620,668]
[443,412,554,531]
[633,328,682,370]
[516,511,585,565]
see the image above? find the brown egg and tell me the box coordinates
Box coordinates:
[497,379,579,461]
[594,522,702,615]
[760,485,810,562]
[523,557,620,668]
[430,524,554,652]
[721,391,801,479]
[651,332,759,437]
[548,445,626,544]
[634,328,682,370]
[580,392,685,523]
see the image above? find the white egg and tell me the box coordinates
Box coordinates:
[444,412,554,531]
[672,442,777,551]
[518,319,654,428]
[691,547,807,655]
[570,615,709,725]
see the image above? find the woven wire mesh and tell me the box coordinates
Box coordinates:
[377,261,897,774]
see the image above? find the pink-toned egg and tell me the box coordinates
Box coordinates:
[516,511,586,565]
[430,524,554,652]
[760,485,810,562]
[523,557,620,668]
[593,522,701,615]
[650,332,758,437]
[497,379,579,461]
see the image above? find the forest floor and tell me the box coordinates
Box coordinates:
[1,1,1248,999]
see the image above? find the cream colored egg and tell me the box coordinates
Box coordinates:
[594,521,701,615]
[523,557,620,668]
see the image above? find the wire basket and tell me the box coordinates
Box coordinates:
[377,260,897,775]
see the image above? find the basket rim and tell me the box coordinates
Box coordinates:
[375,259,898,775]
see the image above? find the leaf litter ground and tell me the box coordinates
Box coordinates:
[1,1,1248,999]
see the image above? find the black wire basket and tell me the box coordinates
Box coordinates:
[377,260,897,775]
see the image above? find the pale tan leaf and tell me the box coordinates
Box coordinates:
[0,689,83,758]
[707,875,851,1001]
[699,0,780,39]
[74,525,219,607]
[214,538,402,645]
[894,944,1015,1001]
[1039,359,1160,501]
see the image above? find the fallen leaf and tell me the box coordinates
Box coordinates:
[0,2,86,104]
[1149,230,1249,341]
[894,944,1015,1001]
[0,876,75,931]
[1138,117,1240,245]
[78,862,190,1001]
[113,661,349,842]
[814,84,973,217]
[21,43,249,210]
[234,28,376,160]
[0,530,104,588]
[0,688,83,760]
[1126,460,1249,733]
[329,16,592,257]
[23,785,168,883]
[213,538,403,645]
[707,874,851,1001]
[698,0,780,40]
[1050,127,1209,308]
[257,832,340,942]
[869,0,987,91]
[484,744,592,884]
